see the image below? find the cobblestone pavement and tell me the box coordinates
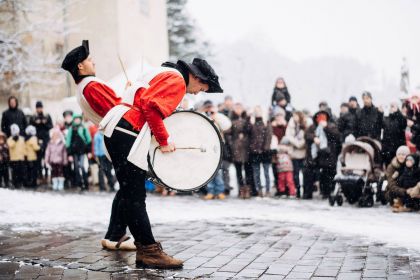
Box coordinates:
[1,219,419,279]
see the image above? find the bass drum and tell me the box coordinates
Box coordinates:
[148,111,223,191]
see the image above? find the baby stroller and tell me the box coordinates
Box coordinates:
[329,137,385,207]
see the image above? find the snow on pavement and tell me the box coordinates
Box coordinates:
[0,188,419,252]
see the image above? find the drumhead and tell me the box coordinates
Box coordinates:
[148,111,223,191]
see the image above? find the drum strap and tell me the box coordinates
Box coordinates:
[115,127,138,137]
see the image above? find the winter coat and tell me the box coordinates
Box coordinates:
[405,101,420,151]
[382,111,407,163]
[355,105,383,140]
[25,136,40,161]
[277,152,293,172]
[384,157,406,198]
[397,155,420,190]
[30,113,53,149]
[305,111,341,169]
[66,124,91,155]
[227,113,251,163]
[249,118,272,163]
[284,118,306,160]
[337,108,358,142]
[0,142,9,163]
[271,87,291,105]
[7,136,26,161]
[45,139,68,165]
[1,97,27,137]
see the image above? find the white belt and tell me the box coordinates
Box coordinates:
[115,126,138,137]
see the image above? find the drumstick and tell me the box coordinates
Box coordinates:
[117,54,129,82]
[158,146,206,152]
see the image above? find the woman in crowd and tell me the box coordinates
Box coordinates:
[284,111,307,198]
[228,103,252,199]
[249,106,272,197]
[305,111,341,199]
[382,100,407,167]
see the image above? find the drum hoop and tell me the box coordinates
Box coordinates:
[147,110,224,192]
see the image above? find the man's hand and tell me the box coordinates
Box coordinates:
[314,137,321,145]
[160,143,176,153]
[68,155,73,162]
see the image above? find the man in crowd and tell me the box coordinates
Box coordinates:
[30,101,53,183]
[1,96,27,137]
[355,91,383,140]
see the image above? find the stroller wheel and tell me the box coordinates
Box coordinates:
[336,195,344,206]
[328,195,335,206]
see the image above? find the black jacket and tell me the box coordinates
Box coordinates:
[271,87,291,106]
[382,111,406,161]
[355,105,383,140]
[30,112,53,148]
[337,108,358,142]
[1,97,27,137]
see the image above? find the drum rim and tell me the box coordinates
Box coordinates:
[147,110,223,192]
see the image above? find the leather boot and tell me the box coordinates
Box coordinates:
[135,242,183,269]
[244,185,252,199]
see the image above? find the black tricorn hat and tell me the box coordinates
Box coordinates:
[61,40,90,82]
[178,58,223,93]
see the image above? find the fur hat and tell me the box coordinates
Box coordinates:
[10,124,20,136]
[25,125,37,136]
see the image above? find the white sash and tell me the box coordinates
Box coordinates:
[125,67,182,171]
[76,76,106,126]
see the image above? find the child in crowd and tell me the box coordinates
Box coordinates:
[0,132,9,188]
[384,145,410,205]
[276,143,296,198]
[45,128,68,191]
[7,124,25,188]
[25,125,40,187]
[393,154,420,212]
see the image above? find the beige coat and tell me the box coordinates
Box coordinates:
[284,119,306,160]
[7,136,26,161]
[25,136,40,161]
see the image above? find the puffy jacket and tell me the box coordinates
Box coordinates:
[25,136,40,161]
[7,136,26,161]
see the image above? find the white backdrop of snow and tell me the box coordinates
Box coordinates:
[0,188,419,252]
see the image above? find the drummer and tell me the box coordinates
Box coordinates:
[61,40,137,251]
[99,58,223,269]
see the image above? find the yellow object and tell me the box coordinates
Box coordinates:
[25,136,40,161]
[7,136,26,161]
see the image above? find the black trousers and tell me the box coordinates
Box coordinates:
[10,161,24,188]
[319,167,336,197]
[104,120,155,245]
[25,160,38,187]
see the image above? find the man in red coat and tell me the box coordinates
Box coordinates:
[62,41,223,269]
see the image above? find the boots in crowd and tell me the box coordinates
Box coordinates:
[51,178,59,191]
[243,185,251,199]
[135,242,183,269]
[58,177,65,191]
[392,198,412,213]
[204,193,214,200]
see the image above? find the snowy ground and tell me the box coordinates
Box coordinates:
[0,188,419,252]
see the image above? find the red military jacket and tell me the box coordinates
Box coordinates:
[122,71,186,146]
